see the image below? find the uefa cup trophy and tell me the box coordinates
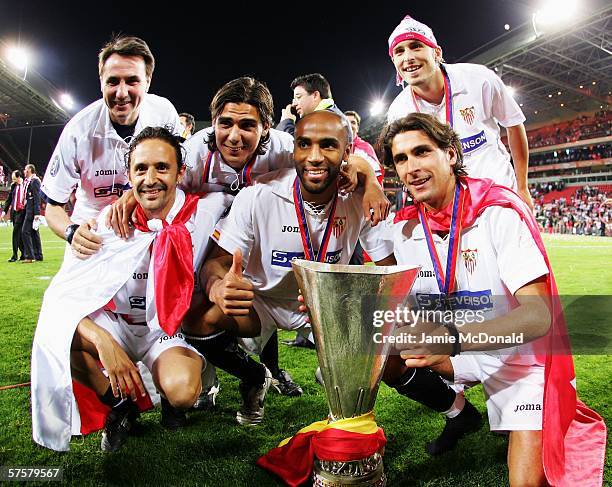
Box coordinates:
[292,260,420,486]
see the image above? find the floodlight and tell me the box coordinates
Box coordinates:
[370,100,385,117]
[533,0,579,35]
[59,93,75,110]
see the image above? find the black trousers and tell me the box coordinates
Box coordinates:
[10,211,25,259]
[22,213,43,260]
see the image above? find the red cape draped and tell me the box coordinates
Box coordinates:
[395,177,606,486]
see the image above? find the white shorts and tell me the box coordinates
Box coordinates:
[450,353,544,431]
[239,294,311,355]
[89,309,202,372]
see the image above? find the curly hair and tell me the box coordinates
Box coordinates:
[378,113,467,177]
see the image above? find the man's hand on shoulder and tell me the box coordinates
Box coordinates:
[106,189,137,239]
[71,219,102,260]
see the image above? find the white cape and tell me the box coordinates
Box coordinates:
[31,190,229,451]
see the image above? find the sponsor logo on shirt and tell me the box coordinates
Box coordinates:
[271,248,342,268]
[459,106,475,125]
[49,155,60,177]
[282,225,300,233]
[416,289,493,311]
[332,216,347,238]
[461,249,478,274]
[129,296,146,310]
[132,272,148,280]
[418,269,435,278]
[94,169,119,177]
[460,130,487,154]
[94,183,130,198]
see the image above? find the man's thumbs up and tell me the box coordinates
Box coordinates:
[229,249,243,278]
[209,249,254,316]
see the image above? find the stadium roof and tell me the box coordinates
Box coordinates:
[462,3,611,125]
[0,43,70,130]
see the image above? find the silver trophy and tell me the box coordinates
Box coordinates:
[292,260,420,486]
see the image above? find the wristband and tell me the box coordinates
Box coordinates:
[64,223,80,244]
[443,323,461,356]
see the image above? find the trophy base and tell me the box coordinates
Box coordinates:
[313,453,386,486]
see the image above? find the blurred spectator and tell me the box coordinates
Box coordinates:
[2,170,25,261]
[179,112,195,139]
[530,184,611,236]
[22,164,44,262]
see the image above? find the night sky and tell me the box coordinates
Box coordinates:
[1,0,534,123]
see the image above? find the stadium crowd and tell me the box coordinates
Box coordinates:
[531,184,611,236]
[530,143,612,167]
[526,110,611,149]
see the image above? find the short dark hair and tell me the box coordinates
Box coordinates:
[207,77,273,155]
[125,126,185,171]
[378,113,467,176]
[344,110,361,126]
[98,35,155,79]
[25,163,37,175]
[179,113,195,134]
[290,73,331,99]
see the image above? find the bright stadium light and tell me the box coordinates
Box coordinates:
[532,0,579,35]
[5,46,29,79]
[59,93,75,110]
[370,99,385,117]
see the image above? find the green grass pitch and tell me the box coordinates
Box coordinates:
[0,226,609,485]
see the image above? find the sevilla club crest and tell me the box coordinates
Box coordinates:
[461,248,478,274]
[459,106,475,125]
[333,216,346,238]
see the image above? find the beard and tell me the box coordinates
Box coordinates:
[297,164,341,196]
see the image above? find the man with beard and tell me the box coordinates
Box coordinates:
[31,127,230,452]
[190,110,395,425]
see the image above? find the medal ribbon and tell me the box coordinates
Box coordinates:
[292,177,338,262]
[410,64,454,128]
[201,151,213,185]
[240,153,257,187]
[418,183,464,303]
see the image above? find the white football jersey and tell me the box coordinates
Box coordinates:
[182,127,294,194]
[42,94,182,223]
[387,63,525,189]
[213,168,394,328]
[107,191,231,322]
[390,204,548,364]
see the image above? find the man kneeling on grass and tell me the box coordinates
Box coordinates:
[379,113,606,486]
[31,127,230,452]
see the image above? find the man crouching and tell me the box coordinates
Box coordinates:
[31,127,230,452]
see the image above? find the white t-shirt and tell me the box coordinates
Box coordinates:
[390,204,548,364]
[42,94,182,223]
[387,63,525,189]
[181,127,294,194]
[212,168,393,327]
[106,190,231,322]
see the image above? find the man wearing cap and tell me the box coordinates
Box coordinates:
[386,15,532,209]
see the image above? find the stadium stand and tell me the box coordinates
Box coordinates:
[532,184,611,236]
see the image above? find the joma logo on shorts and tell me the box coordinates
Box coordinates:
[514,403,542,412]
[282,225,299,233]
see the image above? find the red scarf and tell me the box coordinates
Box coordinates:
[133,193,200,336]
[395,177,606,486]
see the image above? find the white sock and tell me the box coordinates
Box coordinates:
[442,393,465,419]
